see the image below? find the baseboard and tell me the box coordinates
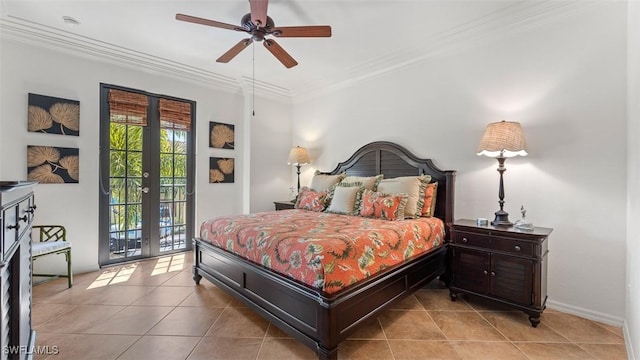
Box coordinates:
[546,299,625,326]
[623,321,636,360]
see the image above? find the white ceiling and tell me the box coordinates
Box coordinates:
[0,1,596,99]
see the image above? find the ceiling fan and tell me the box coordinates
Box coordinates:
[176,0,332,68]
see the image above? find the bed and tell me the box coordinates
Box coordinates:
[192,141,456,360]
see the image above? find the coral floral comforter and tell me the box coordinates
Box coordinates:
[199,209,445,294]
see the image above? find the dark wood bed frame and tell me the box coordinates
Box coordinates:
[192,141,456,359]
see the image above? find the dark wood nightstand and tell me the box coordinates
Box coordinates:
[449,219,553,327]
[274,200,295,211]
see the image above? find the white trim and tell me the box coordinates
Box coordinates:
[624,321,636,360]
[546,299,624,327]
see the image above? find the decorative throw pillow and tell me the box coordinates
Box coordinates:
[325,183,364,215]
[421,182,438,217]
[339,174,383,191]
[376,175,431,218]
[359,190,408,221]
[295,187,328,212]
[310,171,345,192]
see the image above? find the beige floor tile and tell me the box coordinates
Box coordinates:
[452,341,528,360]
[257,337,318,360]
[429,310,507,341]
[480,311,569,342]
[206,307,270,338]
[515,342,596,359]
[131,286,195,306]
[463,295,519,312]
[117,335,200,360]
[347,318,385,340]
[187,336,263,360]
[594,321,625,338]
[579,343,629,360]
[34,284,107,305]
[388,294,424,310]
[337,339,394,360]
[35,333,139,360]
[179,284,232,307]
[31,303,74,327]
[266,323,293,338]
[29,253,630,360]
[35,304,125,334]
[541,312,625,344]
[388,340,461,359]
[147,306,223,336]
[379,310,446,340]
[415,289,473,311]
[32,282,71,303]
[115,269,183,286]
[82,285,156,305]
[84,305,173,335]
[162,269,200,286]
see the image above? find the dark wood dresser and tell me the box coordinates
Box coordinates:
[1,183,36,360]
[449,219,552,327]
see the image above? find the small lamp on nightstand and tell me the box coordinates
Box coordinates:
[287,146,310,200]
[477,120,528,226]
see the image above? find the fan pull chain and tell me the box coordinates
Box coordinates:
[252,42,255,116]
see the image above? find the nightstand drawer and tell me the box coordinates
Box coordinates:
[491,237,534,257]
[453,231,490,248]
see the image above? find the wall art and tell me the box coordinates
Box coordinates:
[209,157,234,183]
[28,93,80,136]
[209,122,234,149]
[27,145,79,184]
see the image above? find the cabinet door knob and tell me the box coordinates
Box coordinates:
[491,271,496,277]
[514,245,521,251]
[462,237,468,243]
[483,270,488,275]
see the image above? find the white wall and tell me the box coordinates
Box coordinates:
[626,1,639,358]
[249,95,293,213]
[292,3,628,324]
[0,39,290,273]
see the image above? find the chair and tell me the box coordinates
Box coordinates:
[31,225,73,288]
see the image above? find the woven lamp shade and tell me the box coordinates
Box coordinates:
[287,146,310,165]
[477,120,528,158]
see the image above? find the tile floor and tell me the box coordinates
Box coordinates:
[32,252,628,360]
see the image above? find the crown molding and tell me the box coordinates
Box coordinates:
[1,1,605,105]
[0,16,293,100]
[291,1,605,103]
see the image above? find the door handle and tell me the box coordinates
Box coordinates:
[140,187,149,194]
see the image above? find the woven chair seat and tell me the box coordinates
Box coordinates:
[32,240,72,256]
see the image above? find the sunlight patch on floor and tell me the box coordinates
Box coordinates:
[151,253,185,276]
[87,264,138,289]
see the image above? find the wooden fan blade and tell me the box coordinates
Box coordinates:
[176,14,241,31]
[249,0,269,28]
[263,39,298,68]
[272,26,332,38]
[217,39,253,63]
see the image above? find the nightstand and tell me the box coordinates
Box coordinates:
[274,200,295,211]
[449,219,552,327]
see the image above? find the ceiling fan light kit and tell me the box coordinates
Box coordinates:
[176,0,331,68]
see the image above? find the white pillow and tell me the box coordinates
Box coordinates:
[310,171,345,192]
[376,175,431,218]
[325,184,364,215]
[339,174,383,191]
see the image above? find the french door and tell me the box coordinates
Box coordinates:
[98,84,195,266]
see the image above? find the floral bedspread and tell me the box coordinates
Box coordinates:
[199,210,445,294]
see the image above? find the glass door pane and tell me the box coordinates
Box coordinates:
[108,123,145,260]
[159,128,188,253]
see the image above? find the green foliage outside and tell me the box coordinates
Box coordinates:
[109,123,187,229]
